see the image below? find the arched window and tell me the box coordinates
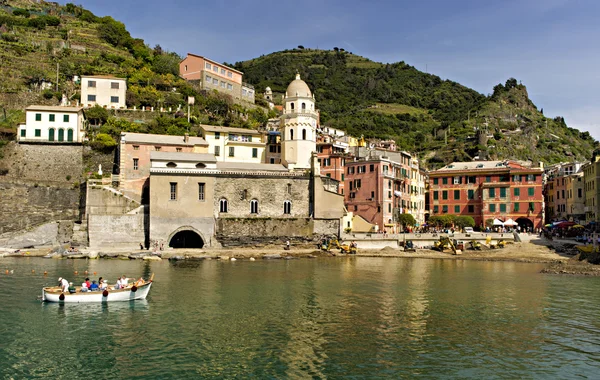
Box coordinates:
[284,200,292,214]
[301,102,306,110]
[48,128,55,142]
[166,162,177,168]
[290,129,294,140]
[290,102,294,110]
[302,129,307,140]
[58,129,64,142]
[219,198,228,213]
[67,129,73,142]
[250,199,259,214]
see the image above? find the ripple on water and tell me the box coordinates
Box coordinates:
[1,257,600,378]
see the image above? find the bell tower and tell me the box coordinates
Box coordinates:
[281,73,318,170]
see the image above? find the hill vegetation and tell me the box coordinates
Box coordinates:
[236,48,597,167]
[0,0,271,150]
[0,1,596,168]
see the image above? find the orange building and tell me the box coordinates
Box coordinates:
[316,135,350,195]
[428,160,544,231]
[179,53,254,103]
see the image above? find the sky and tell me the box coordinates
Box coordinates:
[70,0,599,140]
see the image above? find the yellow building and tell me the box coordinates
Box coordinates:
[583,152,600,223]
[199,125,265,164]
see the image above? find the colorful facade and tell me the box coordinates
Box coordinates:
[316,135,349,195]
[428,161,544,230]
[344,150,413,232]
[583,152,600,223]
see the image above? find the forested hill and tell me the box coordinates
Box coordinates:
[235,49,597,167]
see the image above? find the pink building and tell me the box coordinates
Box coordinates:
[118,132,208,202]
[344,151,412,232]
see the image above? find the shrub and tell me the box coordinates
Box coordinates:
[42,89,54,99]
[1,33,18,42]
[27,17,46,29]
[90,133,117,152]
[66,175,71,181]
[41,16,60,27]
[12,9,30,18]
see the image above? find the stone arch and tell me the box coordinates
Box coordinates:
[168,226,206,249]
[516,217,533,231]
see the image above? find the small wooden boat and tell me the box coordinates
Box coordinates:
[42,275,153,303]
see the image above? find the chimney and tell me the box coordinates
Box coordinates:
[184,133,189,143]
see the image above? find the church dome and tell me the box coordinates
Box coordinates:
[286,73,311,97]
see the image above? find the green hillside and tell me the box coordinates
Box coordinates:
[0,1,596,168]
[236,49,597,167]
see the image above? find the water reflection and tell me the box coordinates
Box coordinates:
[1,257,600,378]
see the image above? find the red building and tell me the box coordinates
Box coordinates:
[344,150,412,232]
[428,160,544,230]
[316,135,349,195]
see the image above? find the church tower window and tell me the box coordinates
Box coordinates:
[290,129,294,140]
[290,103,294,110]
[302,102,306,110]
[302,129,307,140]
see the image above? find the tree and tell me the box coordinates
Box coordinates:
[152,53,180,76]
[454,216,475,229]
[90,133,116,152]
[12,9,30,18]
[85,105,109,126]
[98,18,131,48]
[396,213,416,228]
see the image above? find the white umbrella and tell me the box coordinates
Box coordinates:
[492,218,504,226]
[503,218,518,226]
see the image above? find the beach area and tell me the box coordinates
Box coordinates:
[2,236,598,275]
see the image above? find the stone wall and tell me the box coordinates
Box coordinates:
[88,214,146,249]
[0,142,83,185]
[215,217,338,247]
[0,182,80,235]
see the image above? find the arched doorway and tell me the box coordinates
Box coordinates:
[516,217,533,232]
[169,230,204,249]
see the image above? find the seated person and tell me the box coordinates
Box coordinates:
[80,281,88,292]
[99,280,108,290]
[68,282,76,294]
[89,280,99,291]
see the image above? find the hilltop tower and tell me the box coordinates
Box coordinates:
[281,73,318,170]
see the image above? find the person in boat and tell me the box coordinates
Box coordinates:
[89,280,99,291]
[134,277,145,286]
[80,280,89,292]
[98,277,103,286]
[58,277,69,293]
[68,282,76,294]
[99,280,108,290]
[120,275,129,287]
[84,277,91,289]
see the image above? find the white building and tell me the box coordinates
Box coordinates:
[80,75,127,109]
[17,105,86,143]
[281,73,319,170]
[199,125,265,164]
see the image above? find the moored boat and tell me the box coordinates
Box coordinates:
[42,276,153,303]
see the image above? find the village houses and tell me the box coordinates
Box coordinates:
[80,75,127,109]
[17,105,86,143]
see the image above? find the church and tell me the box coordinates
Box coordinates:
[148,74,345,248]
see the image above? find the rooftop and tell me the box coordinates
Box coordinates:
[435,160,537,172]
[200,125,261,135]
[150,151,217,163]
[121,132,208,146]
[81,75,126,80]
[184,53,243,75]
[216,162,288,172]
[25,105,83,113]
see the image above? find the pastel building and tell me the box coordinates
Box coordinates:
[179,53,254,103]
[583,151,600,224]
[344,150,413,232]
[316,134,350,195]
[544,162,585,221]
[118,132,209,202]
[199,125,265,164]
[428,160,545,230]
[17,105,85,143]
[80,75,127,109]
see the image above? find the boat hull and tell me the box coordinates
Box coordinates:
[42,282,152,303]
